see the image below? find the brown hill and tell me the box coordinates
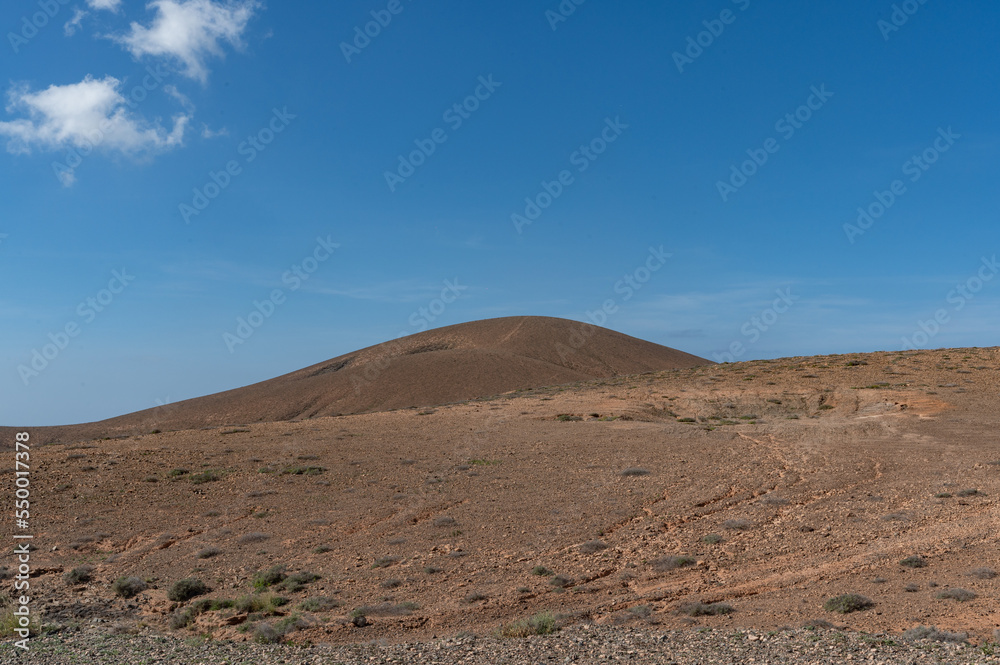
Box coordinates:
[16,316,708,442]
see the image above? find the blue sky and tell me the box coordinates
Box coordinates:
[1,0,998,426]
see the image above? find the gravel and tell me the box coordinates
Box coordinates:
[3,624,1000,664]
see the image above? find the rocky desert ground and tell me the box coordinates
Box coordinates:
[3,319,1000,662]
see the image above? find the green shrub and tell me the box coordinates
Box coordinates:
[823,594,874,614]
[578,540,608,554]
[900,556,927,568]
[497,611,557,638]
[112,576,146,598]
[651,555,696,572]
[281,466,325,475]
[531,565,553,576]
[298,596,342,612]
[936,588,976,602]
[168,578,209,602]
[64,565,94,585]
[252,566,286,590]
[190,471,219,484]
[281,571,320,593]
[902,625,967,643]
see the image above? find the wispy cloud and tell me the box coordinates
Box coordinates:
[114,0,261,83]
[88,0,123,10]
[64,8,88,36]
[0,76,188,184]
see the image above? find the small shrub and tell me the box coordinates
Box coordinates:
[628,604,652,618]
[651,556,696,572]
[578,540,608,554]
[190,598,234,613]
[380,578,402,589]
[281,466,325,475]
[168,578,209,602]
[235,593,287,615]
[252,566,286,590]
[620,468,650,477]
[433,516,456,527]
[254,622,285,644]
[904,583,919,593]
[170,609,195,630]
[967,567,997,580]
[823,594,874,614]
[802,619,836,630]
[936,588,976,602]
[281,571,320,593]
[313,545,332,554]
[352,602,418,617]
[722,519,751,531]
[556,414,582,422]
[702,534,723,544]
[676,601,734,617]
[112,576,146,598]
[902,625,968,643]
[549,574,574,588]
[64,565,94,585]
[372,556,400,569]
[422,566,441,574]
[531,565,553,576]
[498,611,557,638]
[900,555,927,568]
[195,546,221,559]
[934,492,952,498]
[190,471,219,484]
[463,592,487,603]
[168,468,189,477]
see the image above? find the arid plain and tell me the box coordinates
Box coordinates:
[4,317,999,646]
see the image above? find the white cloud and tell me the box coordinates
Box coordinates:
[200,123,228,138]
[88,0,123,10]
[115,0,260,83]
[64,8,88,36]
[0,76,189,185]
